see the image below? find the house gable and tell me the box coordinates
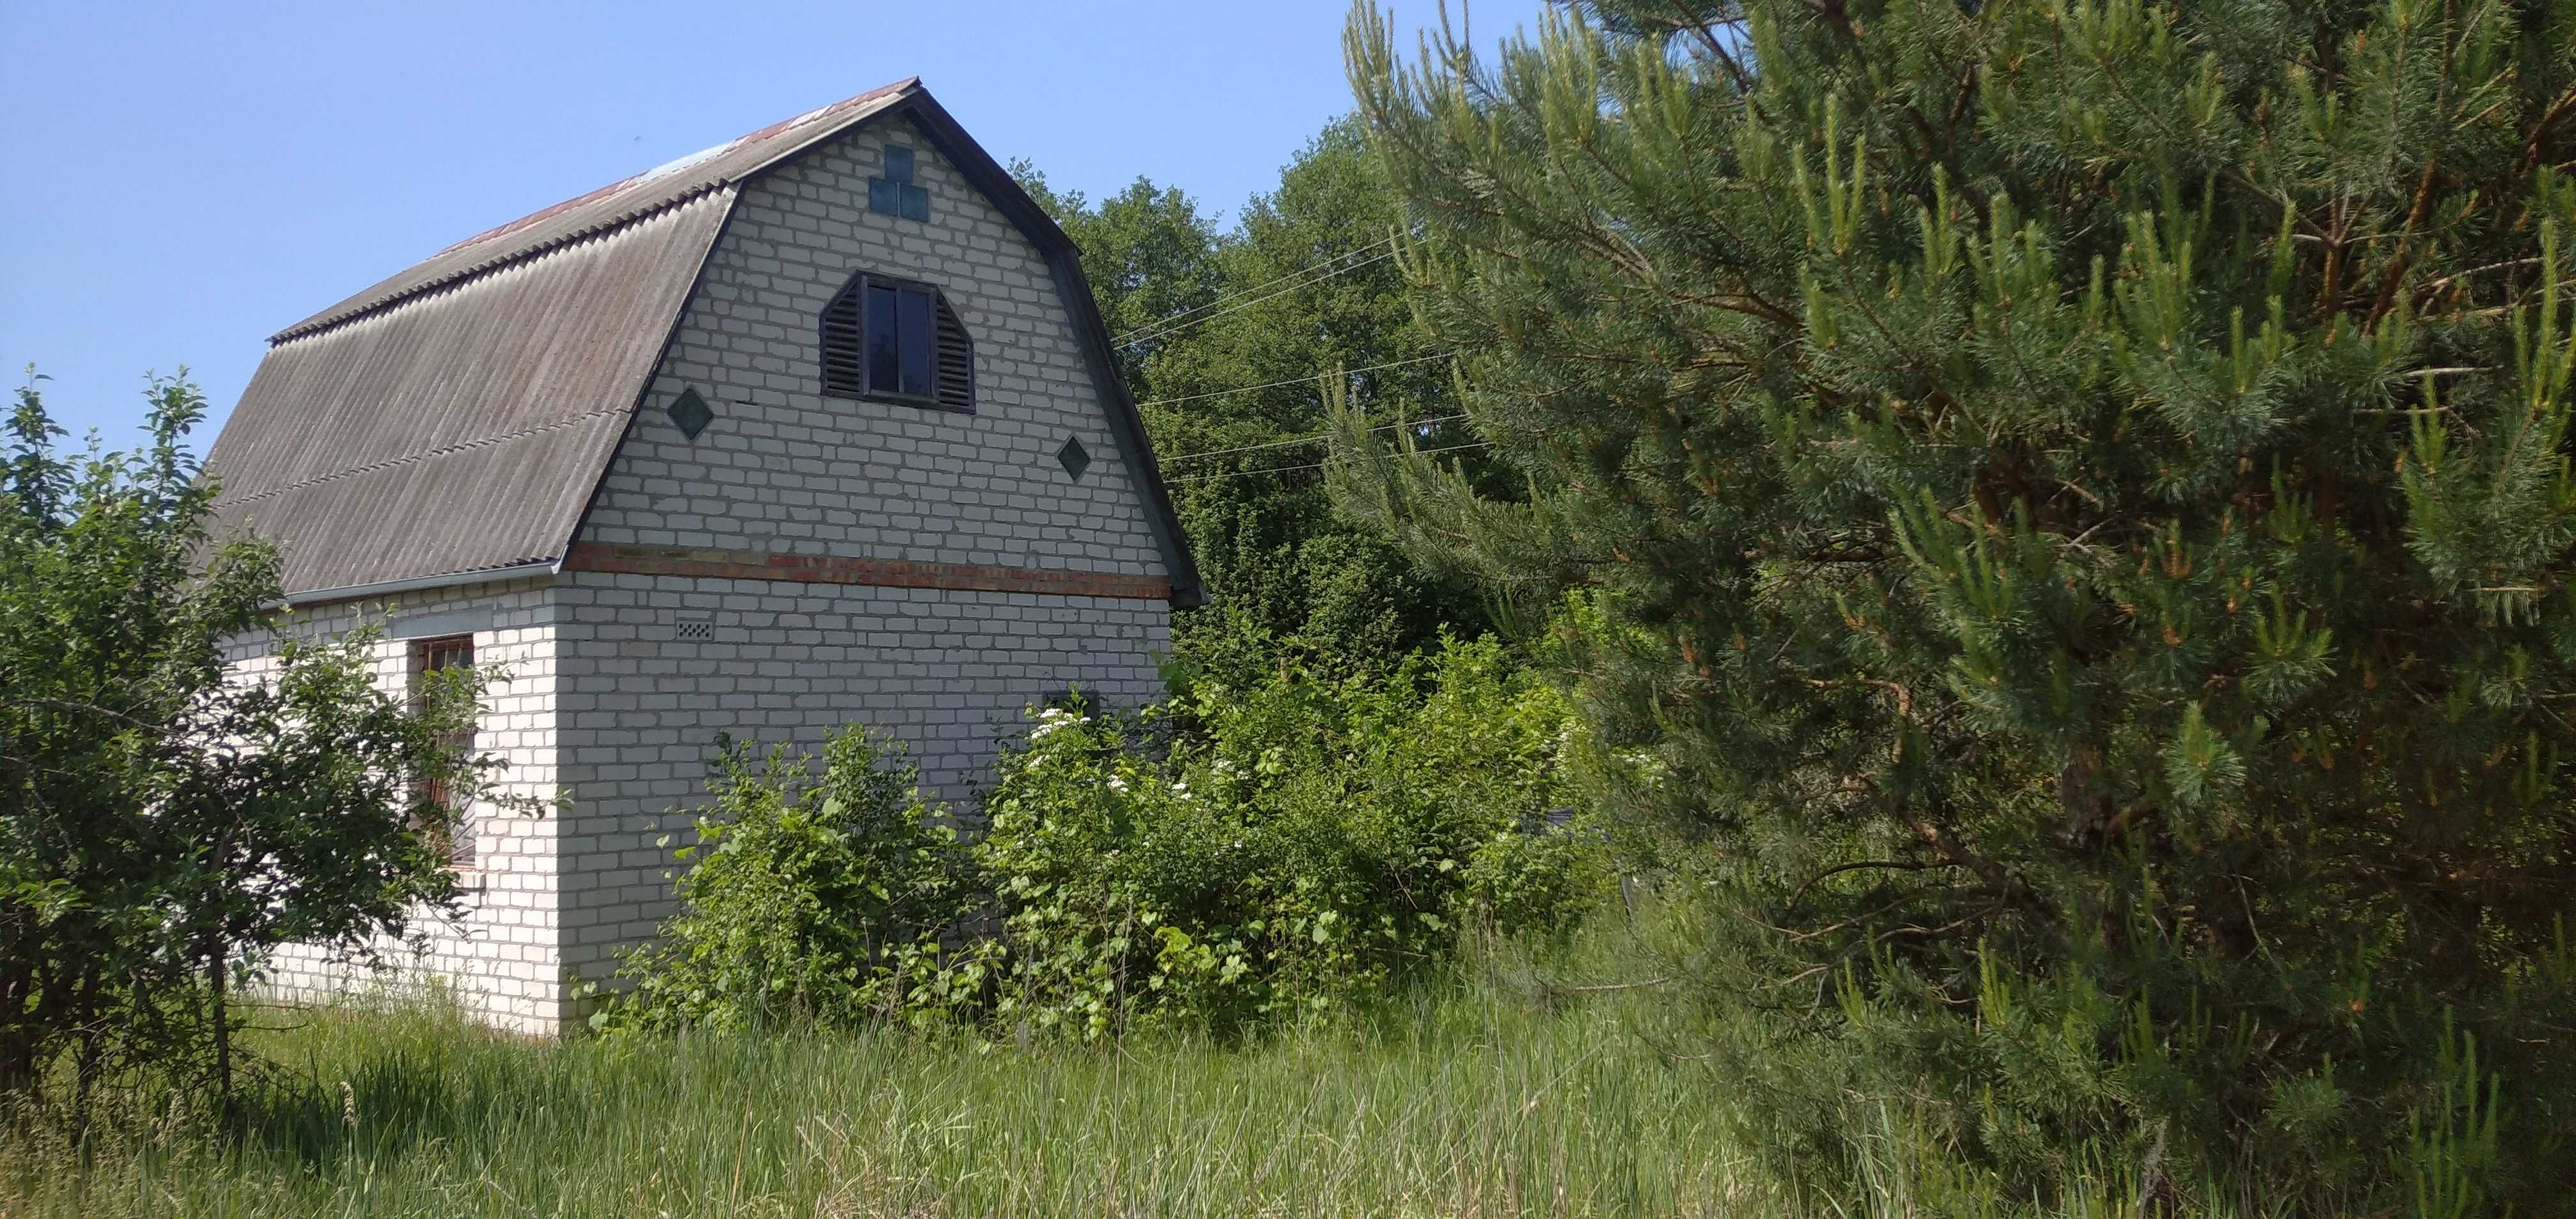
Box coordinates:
[565,106,1200,601]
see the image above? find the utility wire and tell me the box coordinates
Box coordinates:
[1108,236,1395,347]
[1167,440,1494,485]
[1134,352,1457,411]
[1211,235,1393,308]
[1117,248,1399,349]
[1127,238,1392,337]
[1113,247,1400,349]
[1162,414,1470,464]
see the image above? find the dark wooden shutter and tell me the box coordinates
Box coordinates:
[820,276,866,397]
[935,294,973,412]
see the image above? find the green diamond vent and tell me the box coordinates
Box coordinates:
[666,387,714,440]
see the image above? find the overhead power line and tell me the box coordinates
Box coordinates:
[1112,245,1400,349]
[1133,352,1458,411]
[1162,414,1470,465]
[1108,236,1395,347]
[1118,249,1399,349]
[1167,440,1494,485]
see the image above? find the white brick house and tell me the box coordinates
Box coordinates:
[201,80,1202,1035]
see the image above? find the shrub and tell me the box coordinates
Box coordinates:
[597,728,968,1034]
[1458,818,1607,942]
[1,374,519,1124]
[605,637,1608,1042]
[970,634,1601,1038]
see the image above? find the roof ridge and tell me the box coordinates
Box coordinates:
[268,79,920,344]
[429,76,918,261]
[270,181,737,344]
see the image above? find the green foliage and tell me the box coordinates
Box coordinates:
[963,635,1597,1038]
[1458,816,1606,942]
[1345,0,2576,1211]
[1011,166,1225,402]
[605,638,1602,1041]
[597,727,967,1034]
[1150,121,1498,669]
[0,372,521,1123]
[1020,126,1498,675]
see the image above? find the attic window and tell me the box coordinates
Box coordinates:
[820,272,974,413]
[868,146,930,221]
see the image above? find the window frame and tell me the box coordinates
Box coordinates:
[819,271,974,415]
[408,634,479,871]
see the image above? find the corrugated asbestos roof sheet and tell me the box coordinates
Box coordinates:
[206,79,926,601]
[204,189,735,597]
[274,79,914,342]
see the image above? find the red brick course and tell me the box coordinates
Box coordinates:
[560,542,1174,601]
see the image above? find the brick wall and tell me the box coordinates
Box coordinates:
[549,571,1169,985]
[226,578,568,1034]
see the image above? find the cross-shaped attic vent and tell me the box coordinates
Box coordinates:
[869,146,930,221]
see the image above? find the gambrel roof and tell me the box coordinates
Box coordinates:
[204,80,1202,606]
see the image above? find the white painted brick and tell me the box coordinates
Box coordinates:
[583,116,1169,578]
[226,578,569,1036]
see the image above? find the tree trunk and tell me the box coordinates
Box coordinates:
[2056,744,2113,848]
[69,967,101,1131]
[207,933,233,1129]
[0,940,33,1101]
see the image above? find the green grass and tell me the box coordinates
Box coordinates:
[3,974,1793,1218]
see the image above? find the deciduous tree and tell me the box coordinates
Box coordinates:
[0,373,526,1124]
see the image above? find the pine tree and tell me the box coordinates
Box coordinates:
[1345,0,2576,1207]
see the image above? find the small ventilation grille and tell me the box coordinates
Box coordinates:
[1057,436,1091,481]
[673,614,715,642]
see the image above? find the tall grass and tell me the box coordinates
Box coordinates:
[4,910,2258,1219]
[3,962,1786,1217]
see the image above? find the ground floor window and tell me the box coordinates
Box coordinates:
[409,634,477,868]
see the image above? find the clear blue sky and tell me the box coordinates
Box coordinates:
[3,1,1538,447]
